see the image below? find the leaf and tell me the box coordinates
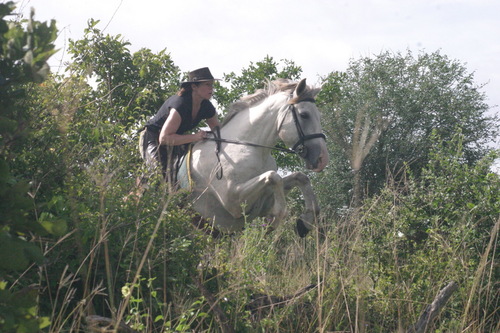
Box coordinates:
[0,231,44,272]
[0,116,18,134]
[0,280,7,290]
[39,316,51,329]
[0,3,15,17]
[39,212,68,236]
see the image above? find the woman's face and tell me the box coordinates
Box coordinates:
[192,81,214,100]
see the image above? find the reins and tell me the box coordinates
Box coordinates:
[205,134,297,154]
[206,128,297,180]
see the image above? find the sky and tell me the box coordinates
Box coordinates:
[14,0,500,154]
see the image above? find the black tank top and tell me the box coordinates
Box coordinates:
[145,92,216,134]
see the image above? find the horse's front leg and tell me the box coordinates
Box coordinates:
[225,170,287,227]
[282,172,320,237]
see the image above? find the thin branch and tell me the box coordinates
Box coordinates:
[407,281,458,333]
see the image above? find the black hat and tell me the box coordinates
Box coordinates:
[181,67,219,88]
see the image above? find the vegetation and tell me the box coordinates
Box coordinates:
[1,2,498,332]
[315,51,498,208]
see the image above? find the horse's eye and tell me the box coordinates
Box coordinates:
[299,112,310,120]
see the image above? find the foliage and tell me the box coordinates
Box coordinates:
[316,50,499,208]
[2,4,499,332]
[67,18,180,130]
[0,3,61,332]
[360,132,499,331]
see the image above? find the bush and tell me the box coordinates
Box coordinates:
[360,131,499,332]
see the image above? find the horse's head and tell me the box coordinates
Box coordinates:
[278,79,329,172]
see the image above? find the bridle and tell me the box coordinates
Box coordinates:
[207,97,326,179]
[285,97,326,157]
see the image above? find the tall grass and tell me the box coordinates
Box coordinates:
[42,193,498,332]
[34,145,499,332]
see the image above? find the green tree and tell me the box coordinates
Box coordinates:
[316,50,498,208]
[67,19,180,131]
[25,20,185,319]
[0,3,59,331]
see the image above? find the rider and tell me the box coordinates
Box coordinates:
[140,67,221,186]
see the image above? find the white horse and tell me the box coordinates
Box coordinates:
[178,78,329,236]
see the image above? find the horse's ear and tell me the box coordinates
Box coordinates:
[294,78,307,97]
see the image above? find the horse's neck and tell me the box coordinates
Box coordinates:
[222,100,281,146]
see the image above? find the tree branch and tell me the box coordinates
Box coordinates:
[407,281,458,333]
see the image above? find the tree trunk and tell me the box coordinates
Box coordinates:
[352,169,362,208]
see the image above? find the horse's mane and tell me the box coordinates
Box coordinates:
[222,78,315,126]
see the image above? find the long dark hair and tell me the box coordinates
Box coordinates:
[177,82,202,97]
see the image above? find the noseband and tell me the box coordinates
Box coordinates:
[285,97,326,156]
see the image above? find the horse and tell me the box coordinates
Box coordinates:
[178,78,329,237]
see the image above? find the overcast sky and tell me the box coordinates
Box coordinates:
[16,0,500,151]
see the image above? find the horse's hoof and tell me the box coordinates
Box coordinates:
[296,218,309,238]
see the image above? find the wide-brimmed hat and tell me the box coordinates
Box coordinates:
[181,67,219,88]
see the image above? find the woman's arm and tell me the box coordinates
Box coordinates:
[206,114,221,131]
[159,109,206,146]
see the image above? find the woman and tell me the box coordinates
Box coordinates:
[140,67,221,185]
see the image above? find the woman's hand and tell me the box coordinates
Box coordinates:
[193,130,208,142]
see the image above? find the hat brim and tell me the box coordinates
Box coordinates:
[181,78,220,87]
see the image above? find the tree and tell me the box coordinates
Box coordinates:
[0,3,59,331]
[316,50,499,208]
[28,20,185,318]
[67,19,181,131]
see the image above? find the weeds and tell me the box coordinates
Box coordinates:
[6,134,498,333]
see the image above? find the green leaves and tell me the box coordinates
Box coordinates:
[0,4,60,331]
[0,281,50,332]
[316,50,499,208]
[38,212,67,236]
[357,133,499,331]
[1,5,57,84]
[67,22,180,130]
[0,231,44,272]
